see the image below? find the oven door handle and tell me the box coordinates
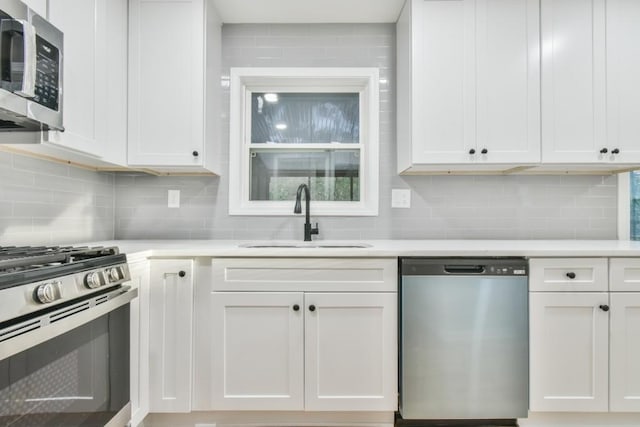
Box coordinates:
[0,287,138,361]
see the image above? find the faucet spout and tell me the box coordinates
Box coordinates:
[294,184,319,241]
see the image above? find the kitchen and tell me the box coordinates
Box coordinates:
[1,0,640,426]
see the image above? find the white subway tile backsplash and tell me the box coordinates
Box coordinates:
[0,151,114,246]
[1,23,620,244]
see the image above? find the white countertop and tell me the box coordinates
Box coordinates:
[82,239,640,260]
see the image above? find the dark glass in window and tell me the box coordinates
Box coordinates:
[250,149,360,201]
[251,93,359,144]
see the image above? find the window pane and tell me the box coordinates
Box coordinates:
[251,93,359,144]
[250,149,360,201]
[632,171,640,240]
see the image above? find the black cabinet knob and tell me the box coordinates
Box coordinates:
[469,148,476,155]
[192,150,199,157]
[566,272,576,279]
[599,304,610,312]
[481,148,488,154]
[600,148,608,154]
[612,148,620,154]
[309,305,316,312]
[293,304,300,311]
[178,270,186,277]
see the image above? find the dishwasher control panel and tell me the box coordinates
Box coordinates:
[401,257,529,276]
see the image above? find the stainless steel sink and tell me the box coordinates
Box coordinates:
[238,242,371,249]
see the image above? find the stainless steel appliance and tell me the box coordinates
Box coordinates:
[399,258,528,424]
[0,0,63,134]
[0,246,137,427]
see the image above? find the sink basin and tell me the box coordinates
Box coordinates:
[238,242,371,249]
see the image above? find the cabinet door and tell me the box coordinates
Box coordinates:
[410,0,538,165]
[541,0,607,163]
[529,292,609,412]
[128,0,204,167]
[149,259,194,412]
[96,0,128,166]
[47,0,102,156]
[475,0,540,163]
[606,0,640,164]
[610,293,640,412]
[128,261,150,426]
[411,0,476,163]
[304,293,397,411]
[210,292,304,410]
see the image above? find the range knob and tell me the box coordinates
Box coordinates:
[85,272,102,289]
[35,282,59,304]
[107,267,122,283]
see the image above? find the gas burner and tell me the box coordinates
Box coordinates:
[0,245,131,325]
[0,245,125,291]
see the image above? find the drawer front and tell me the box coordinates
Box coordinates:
[610,258,640,292]
[529,258,608,292]
[211,258,397,292]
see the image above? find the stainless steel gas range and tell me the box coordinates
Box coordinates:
[0,245,137,427]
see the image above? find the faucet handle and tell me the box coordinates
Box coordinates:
[311,223,320,235]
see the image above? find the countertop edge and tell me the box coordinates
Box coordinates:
[82,240,640,259]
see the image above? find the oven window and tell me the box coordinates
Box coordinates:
[0,305,129,427]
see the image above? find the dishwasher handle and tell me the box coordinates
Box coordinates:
[444,264,486,274]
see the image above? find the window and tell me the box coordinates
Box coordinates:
[632,171,640,240]
[228,68,379,216]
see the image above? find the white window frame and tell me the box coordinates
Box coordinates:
[619,173,631,240]
[228,67,379,216]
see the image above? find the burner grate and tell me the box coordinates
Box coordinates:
[0,246,123,290]
[0,246,119,272]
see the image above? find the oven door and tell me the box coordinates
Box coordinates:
[0,286,137,427]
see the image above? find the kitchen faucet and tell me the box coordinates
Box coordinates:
[294,183,319,241]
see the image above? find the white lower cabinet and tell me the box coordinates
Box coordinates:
[610,293,640,412]
[207,258,398,412]
[128,260,150,427]
[529,257,640,413]
[148,259,194,413]
[529,292,609,412]
[304,292,397,411]
[211,292,304,410]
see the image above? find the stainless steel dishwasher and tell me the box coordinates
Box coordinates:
[399,258,529,423]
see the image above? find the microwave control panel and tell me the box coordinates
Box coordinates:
[33,35,60,111]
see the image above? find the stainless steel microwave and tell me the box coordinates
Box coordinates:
[0,0,63,133]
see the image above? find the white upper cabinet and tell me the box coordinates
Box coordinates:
[541,0,640,166]
[44,0,128,166]
[128,0,220,173]
[397,0,540,173]
[605,0,640,164]
[98,0,129,166]
[46,0,101,156]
